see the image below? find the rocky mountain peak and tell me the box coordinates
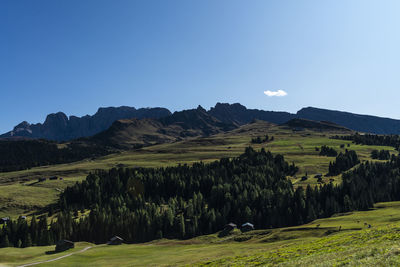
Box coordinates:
[43,112,69,127]
[14,121,30,130]
[196,105,207,113]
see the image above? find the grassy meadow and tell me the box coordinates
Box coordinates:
[2,202,400,266]
[0,121,396,218]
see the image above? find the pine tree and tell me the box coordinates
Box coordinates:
[179,215,185,239]
[30,215,38,245]
[1,234,10,247]
[25,233,32,248]
[156,230,163,239]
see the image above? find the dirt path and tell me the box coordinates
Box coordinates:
[17,246,92,267]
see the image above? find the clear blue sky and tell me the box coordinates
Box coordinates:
[2,0,400,133]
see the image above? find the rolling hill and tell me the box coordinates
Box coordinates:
[0,117,399,266]
[282,118,352,132]
[90,106,237,149]
[0,106,237,171]
[297,106,400,134]
[1,119,395,220]
[209,103,400,134]
[208,102,294,125]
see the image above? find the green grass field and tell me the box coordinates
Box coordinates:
[2,201,400,266]
[0,122,396,218]
[1,122,398,266]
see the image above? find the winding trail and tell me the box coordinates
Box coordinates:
[17,246,92,267]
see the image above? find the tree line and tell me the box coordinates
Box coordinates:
[319,145,338,157]
[332,133,400,150]
[2,147,400,247]
[371,149,391,160]
[0,140,109,172]
[0,215,50,248]
[328,150,360,176]
[251,135,274,144]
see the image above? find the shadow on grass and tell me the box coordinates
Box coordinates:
[45,250,59,255]
[26,181,40,186]
[45,248,71,255]
[218,229,231,238]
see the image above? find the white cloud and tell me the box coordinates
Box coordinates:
[264,90,287,97]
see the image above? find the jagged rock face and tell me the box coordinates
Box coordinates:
[41,112,69,140]
[1,107,172,141]
[9,121,33,137]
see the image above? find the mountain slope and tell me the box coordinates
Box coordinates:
[1,106,171,141]
[297,107,400,134]
[91,118,177,148]
[209,103,400,134]
[0,107,237,172]
[91,106,237,149]
[208,102,295,125]
[283,118,351,132]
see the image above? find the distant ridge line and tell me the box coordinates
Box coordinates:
[3,102,400,141]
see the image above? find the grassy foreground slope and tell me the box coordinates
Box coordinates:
[0,121,396,218]
[2,202,400,266]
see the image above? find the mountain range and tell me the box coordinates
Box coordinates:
[1,107,171,141]
[209,103,400,134]
[2,103,400,142]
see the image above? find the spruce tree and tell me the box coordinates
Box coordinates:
[25,234,32,247]
[1,234,10,247]
[179,215,185,239]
